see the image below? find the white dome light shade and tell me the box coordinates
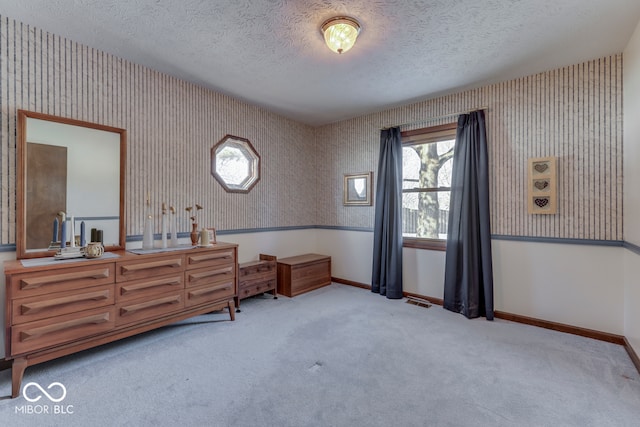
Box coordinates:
[321,16,361,54]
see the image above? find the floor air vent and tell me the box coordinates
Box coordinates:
[406,297,432,308]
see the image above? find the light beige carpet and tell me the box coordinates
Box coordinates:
[1,283,638,426]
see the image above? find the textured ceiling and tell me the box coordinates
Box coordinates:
[1,0,639,126]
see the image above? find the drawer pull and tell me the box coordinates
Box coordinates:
[120,259,182,274]
[119,295,182,317]
[20,290,111,315]
[189,283,231,298]
[19,268,111,290]
[189,251,233,264]
[19,312,111,342]
[120,277,182,296]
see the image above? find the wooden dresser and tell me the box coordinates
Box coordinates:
[4,243,238,398]
[276,253,331,297]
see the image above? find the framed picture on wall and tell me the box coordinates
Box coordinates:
[343,172,373,206]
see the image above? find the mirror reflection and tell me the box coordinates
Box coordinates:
[17,110,126,258]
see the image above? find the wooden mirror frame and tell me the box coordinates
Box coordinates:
[16,110,127,259]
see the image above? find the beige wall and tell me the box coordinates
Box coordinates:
[317,229,625,334]
[316,56,624,241]
[0,15,625,245]
[0,13,635,341]
[313,53,628,335]
[624,21,640,245]
[623,19,640,355]
[0,16,318,245]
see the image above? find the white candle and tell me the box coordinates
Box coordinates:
[69,216,75,247]
[53,217,59,242]
[200,228,209,246]
[60,221,66,249]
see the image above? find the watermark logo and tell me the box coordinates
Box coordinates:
[15,382,74,415]
[22,382,67,402]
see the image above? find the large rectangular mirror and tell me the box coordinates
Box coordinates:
[17,110,126,259]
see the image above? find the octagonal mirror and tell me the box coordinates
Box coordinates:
[211,134,260,193]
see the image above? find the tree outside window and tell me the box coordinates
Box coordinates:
[402,123,457,249]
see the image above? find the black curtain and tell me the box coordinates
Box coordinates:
[443,111,494,319]
[371,127,403,299]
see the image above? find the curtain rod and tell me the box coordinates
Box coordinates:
[380,106,489,130]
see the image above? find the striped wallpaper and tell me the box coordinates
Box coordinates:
[316,55,623,241]
[0,16,318,247]
[0,14,625,247]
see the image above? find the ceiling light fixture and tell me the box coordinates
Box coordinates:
[321,16,361,54]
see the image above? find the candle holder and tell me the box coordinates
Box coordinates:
[161,215,168,248]
[84,242,104,258]
[169,205,178,247]
[161,203,168,249]
[142,193,154,250]
[48,241,61,251]
[54,246,84,260]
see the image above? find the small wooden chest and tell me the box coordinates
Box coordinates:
[236,254,277,311]
[276,254,331,297]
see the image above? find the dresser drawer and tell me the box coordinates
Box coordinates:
[239,267,276,288]
[238,260,277,297]
[9,264,115,299]
[116,255,184,282]
[185,280,235,308]
[238,278,277,299]
[185,248,235,270]
[12,284,114,325]
[185,265,235,288]
[116,275,184,302]
[115,291,184,326]
[11,306,116,356]
[239,259,276,278]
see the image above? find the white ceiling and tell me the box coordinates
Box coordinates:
[1,0,639,126]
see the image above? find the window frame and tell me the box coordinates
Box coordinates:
[401,122,457,251]
[210,134,261,193]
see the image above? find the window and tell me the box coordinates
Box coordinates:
[402,123,457,250]
[211,135,260,193]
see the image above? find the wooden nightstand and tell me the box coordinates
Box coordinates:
[236,254,277,311]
